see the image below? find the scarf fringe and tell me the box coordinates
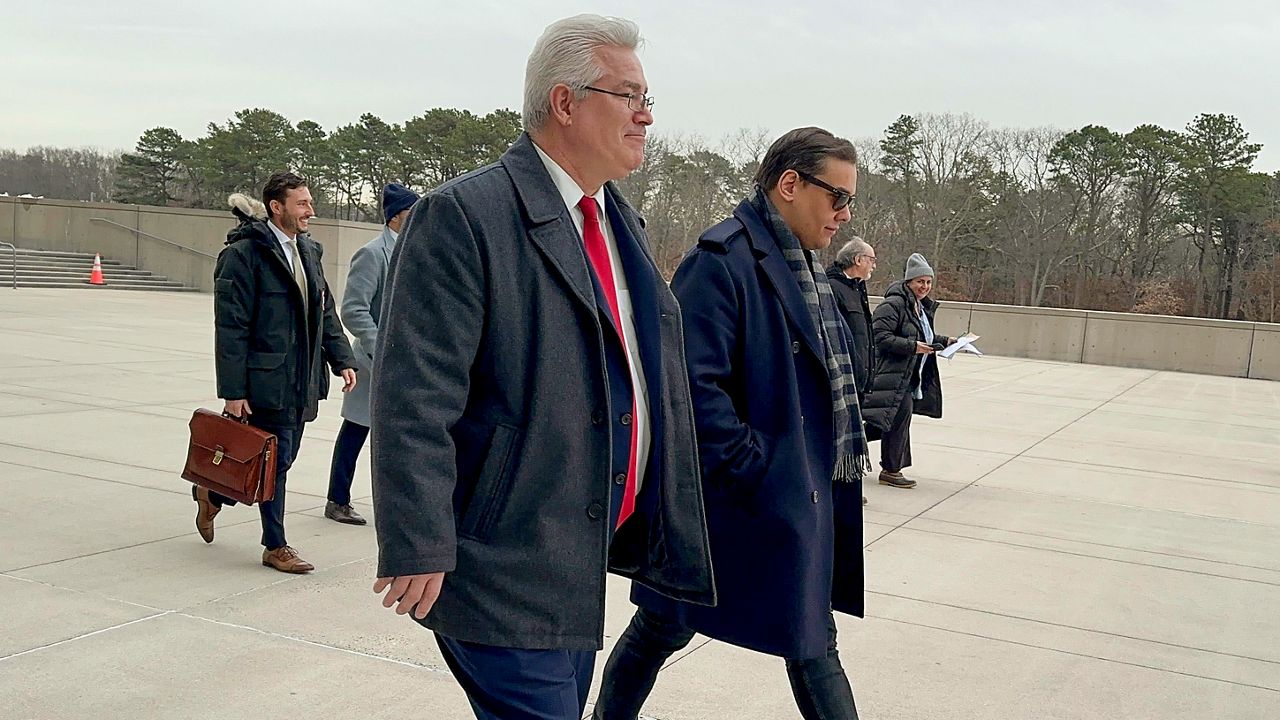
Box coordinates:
[753,188,872,486]
[833,453,872,483]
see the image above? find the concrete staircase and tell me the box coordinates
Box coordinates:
[1,248,199,291]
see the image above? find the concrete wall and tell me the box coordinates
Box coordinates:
[868,297,1280,381]
[5,195,1280,382]
[1247,322,1280,381]
[0,195,380,295]
[1082,311,1257,377]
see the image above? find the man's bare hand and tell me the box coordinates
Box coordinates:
[915,342,935,355]
[341,368,357,392]
[373,572,445,620]
[223,399,252,418]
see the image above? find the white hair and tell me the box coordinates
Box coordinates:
[523,14,642,132]
[834,237,873,269]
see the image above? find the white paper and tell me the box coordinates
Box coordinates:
[939,333,982,359]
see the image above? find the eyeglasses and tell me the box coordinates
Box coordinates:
[794,170,856,211]
[582,85,655,113]
[856,254,878,265]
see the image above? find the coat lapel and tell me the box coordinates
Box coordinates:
[501,134,598,316]
[604,186,663,426]
[256,230,292,281]
[378,226,396,265]
[732,202,822,360]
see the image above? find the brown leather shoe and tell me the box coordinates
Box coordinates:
[325,501,367,525]
[879,471,917,489]
[192,485,220,543]
[262,546,314,574]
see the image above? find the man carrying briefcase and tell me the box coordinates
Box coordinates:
[192,173,358,574]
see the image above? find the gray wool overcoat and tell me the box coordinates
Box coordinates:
[370,133,716,651]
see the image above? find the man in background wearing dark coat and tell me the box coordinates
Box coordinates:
[826,238,876,393]
[193,171,358,574]
[369,14,713,720]
[595,127,870,719]
[827,237,877,506]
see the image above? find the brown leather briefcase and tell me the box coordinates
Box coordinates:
[181,408,277,505]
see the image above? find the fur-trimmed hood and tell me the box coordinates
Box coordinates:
[225,193,271,246]
[228,193,267,222]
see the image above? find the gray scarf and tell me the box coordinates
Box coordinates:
[753,188,870,482]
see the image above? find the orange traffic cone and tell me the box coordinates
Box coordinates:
[88,254,106,285]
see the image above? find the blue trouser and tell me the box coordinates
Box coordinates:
[326,419,369,506]
[436,634,596,720]
[209,407,304,550]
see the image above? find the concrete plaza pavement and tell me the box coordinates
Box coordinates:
[1,287,1278,719]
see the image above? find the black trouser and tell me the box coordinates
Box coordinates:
[209,407,304,550]
[880,392,914,473]
[593,606,859,720]
[326,419,369,506]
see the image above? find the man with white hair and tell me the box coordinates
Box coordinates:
[369,14,713,720]
[827,237,876,395]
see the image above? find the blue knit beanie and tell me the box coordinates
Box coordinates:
[382,183,420,224]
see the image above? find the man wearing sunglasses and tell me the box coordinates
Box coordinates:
[595,127,869,719]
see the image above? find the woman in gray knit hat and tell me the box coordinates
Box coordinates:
[859,253,952,488]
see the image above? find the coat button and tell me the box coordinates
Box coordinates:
[811,490,819,504]
[613,473,627,486]
[587,502,604,520]
[592,411,605,426]
[792,341,800,354]
[620,412,632,426]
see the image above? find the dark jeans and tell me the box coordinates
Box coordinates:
[326,419,369,506]
[209,407,303,550]
[436,634,596,720]
[880,392,914,473]
[593,606,858,720]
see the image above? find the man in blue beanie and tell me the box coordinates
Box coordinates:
[324,182,420,525]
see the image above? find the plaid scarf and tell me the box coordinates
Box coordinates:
[753,188,870,483]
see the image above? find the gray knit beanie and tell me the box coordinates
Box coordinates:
[904,252,935,282]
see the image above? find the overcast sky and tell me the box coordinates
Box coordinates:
[5,0,1279,170]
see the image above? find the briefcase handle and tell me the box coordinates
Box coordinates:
[222,411,250,425]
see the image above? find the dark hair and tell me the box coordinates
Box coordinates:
[262,171,308,219]
[754,127,859,192]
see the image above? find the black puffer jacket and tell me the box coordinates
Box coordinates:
[213,202,356,421]
[860,280,951,435]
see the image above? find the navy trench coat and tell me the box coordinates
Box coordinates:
[632,198,865,659]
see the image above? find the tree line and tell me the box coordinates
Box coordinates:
[621,113,1279,323]
[108,108,524,221]
[2,108,1276,321]
[851,113,1279,322]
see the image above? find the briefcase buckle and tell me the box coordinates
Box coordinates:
[212,447,225,466]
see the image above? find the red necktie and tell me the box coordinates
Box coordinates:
[578,196,638,529]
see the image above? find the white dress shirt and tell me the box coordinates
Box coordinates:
[267,219,298,267]
[533,142,651,495]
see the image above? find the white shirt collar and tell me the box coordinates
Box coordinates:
[388,227,399,241]
[267,219,295,245]
[532,142,607,219]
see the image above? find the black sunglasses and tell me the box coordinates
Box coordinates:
[794,170,856,211]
